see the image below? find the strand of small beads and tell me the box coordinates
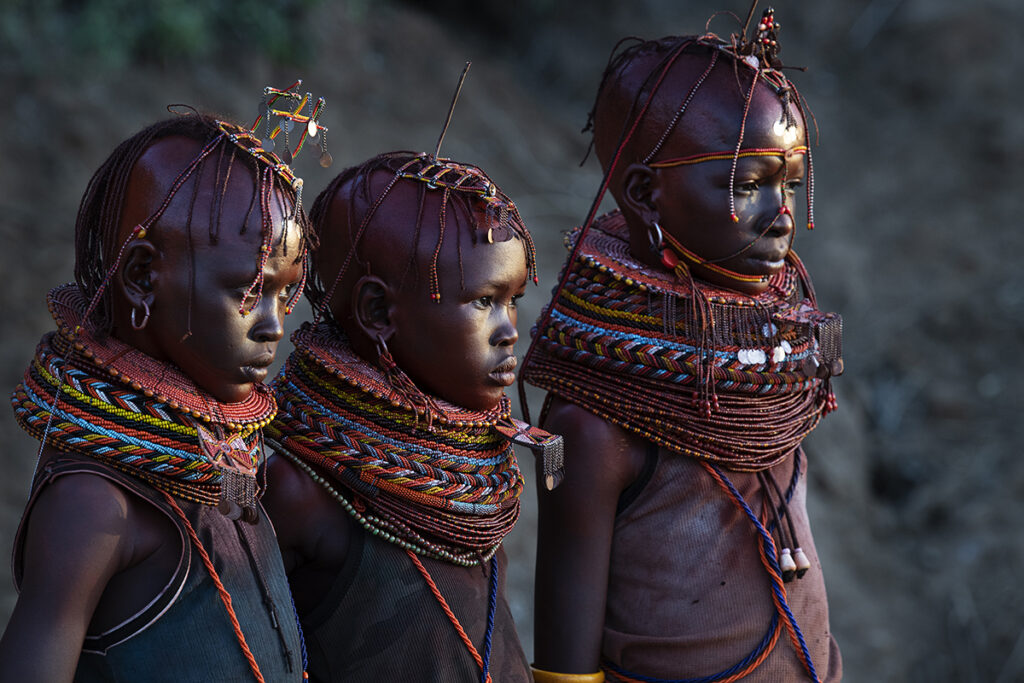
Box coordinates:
[271,444,498,566]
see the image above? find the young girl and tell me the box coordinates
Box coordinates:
[2,111,314,682]
[264,151,549,682]
[522,9,843,682]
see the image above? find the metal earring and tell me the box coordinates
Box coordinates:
[648,221,664,254]
[131,300,150,330]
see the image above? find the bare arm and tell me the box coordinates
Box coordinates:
[263,452,352,614]
[0,472,134,683]
[533,396,646,674]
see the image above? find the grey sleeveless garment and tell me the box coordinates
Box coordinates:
[13,454,305,682]
[300,526,531,683]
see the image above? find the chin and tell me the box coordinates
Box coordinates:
[205,380,254,405]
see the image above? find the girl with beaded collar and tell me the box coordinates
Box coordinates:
[262,146,550,682]
[521,6,843,683]
[2,107,319,682]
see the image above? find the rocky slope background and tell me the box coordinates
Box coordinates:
[2,1,1022,680]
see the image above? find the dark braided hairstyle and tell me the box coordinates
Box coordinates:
[306,151,537,329]
[584,18,817,230]
[74,112,315,334]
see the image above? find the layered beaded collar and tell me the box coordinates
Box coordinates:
[267,323,526,565]
[11,284,275,516]
[523,212,842,472]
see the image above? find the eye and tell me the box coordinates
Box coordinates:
[735,179,759,194]
[473,295,493,309]
[278,283,296,302]
[510,293,524,308]
[784,180,803,196]
[235,286,257,304]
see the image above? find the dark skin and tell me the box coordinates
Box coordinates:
[264,180,528,614]
[533,77,807,673]
[0,137,303,683]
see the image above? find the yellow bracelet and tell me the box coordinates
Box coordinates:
[531,666,605,683]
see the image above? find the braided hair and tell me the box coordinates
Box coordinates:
[306,151,537,329]
[74,112,315,334]
[586,26,816,229]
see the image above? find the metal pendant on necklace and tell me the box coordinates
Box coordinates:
[197,425,260,524]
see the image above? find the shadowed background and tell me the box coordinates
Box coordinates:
[2,1,1022,681]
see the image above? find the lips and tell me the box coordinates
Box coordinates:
[489,356,518,386]
[241,351,275,382]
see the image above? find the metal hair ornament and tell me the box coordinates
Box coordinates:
[252,80,332,168]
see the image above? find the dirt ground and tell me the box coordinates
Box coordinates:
[2,2,1022,681]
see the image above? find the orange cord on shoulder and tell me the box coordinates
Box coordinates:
[161,492,266,683]
[406,549,493,683]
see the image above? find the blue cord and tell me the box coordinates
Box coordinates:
[480,554,498,683]
[602,613,780,683]
[290,593,309,674]
[709,463,819,682]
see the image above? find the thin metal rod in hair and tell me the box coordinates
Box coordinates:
[518,39,691,424]
[740,0,761,40]
[435,62,473,160]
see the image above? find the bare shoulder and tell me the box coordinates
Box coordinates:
[265,451,321,508]
[29,471,136,553]
[263,452,351,567]
[0,466,138,682]
[544,395,647,491]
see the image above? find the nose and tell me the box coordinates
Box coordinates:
[250,297,286,343]
[490,310,519,348]
[766,202,795,239]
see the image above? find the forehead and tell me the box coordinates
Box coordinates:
[647,59,805,156]
[123,135,295,252]
[431,236,528,302]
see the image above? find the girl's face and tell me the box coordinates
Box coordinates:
[387,230,528,412]
[117,137,304,403]
[648,86,806,293]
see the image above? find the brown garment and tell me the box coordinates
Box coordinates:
[603,447,842,681]
[302,526,531,683]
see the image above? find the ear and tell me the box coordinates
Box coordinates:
[352,274,396,344]
[116,239,158,310]
[621,163,660,226]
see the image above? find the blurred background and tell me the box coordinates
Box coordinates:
[2,1,1022,680]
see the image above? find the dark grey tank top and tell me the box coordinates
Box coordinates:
[13,454,305,682]
[301,526,531,683]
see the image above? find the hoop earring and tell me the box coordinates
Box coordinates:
[647,221,664,254]
[131,300,150,330]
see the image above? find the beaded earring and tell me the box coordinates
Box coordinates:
[375,334,442,427]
